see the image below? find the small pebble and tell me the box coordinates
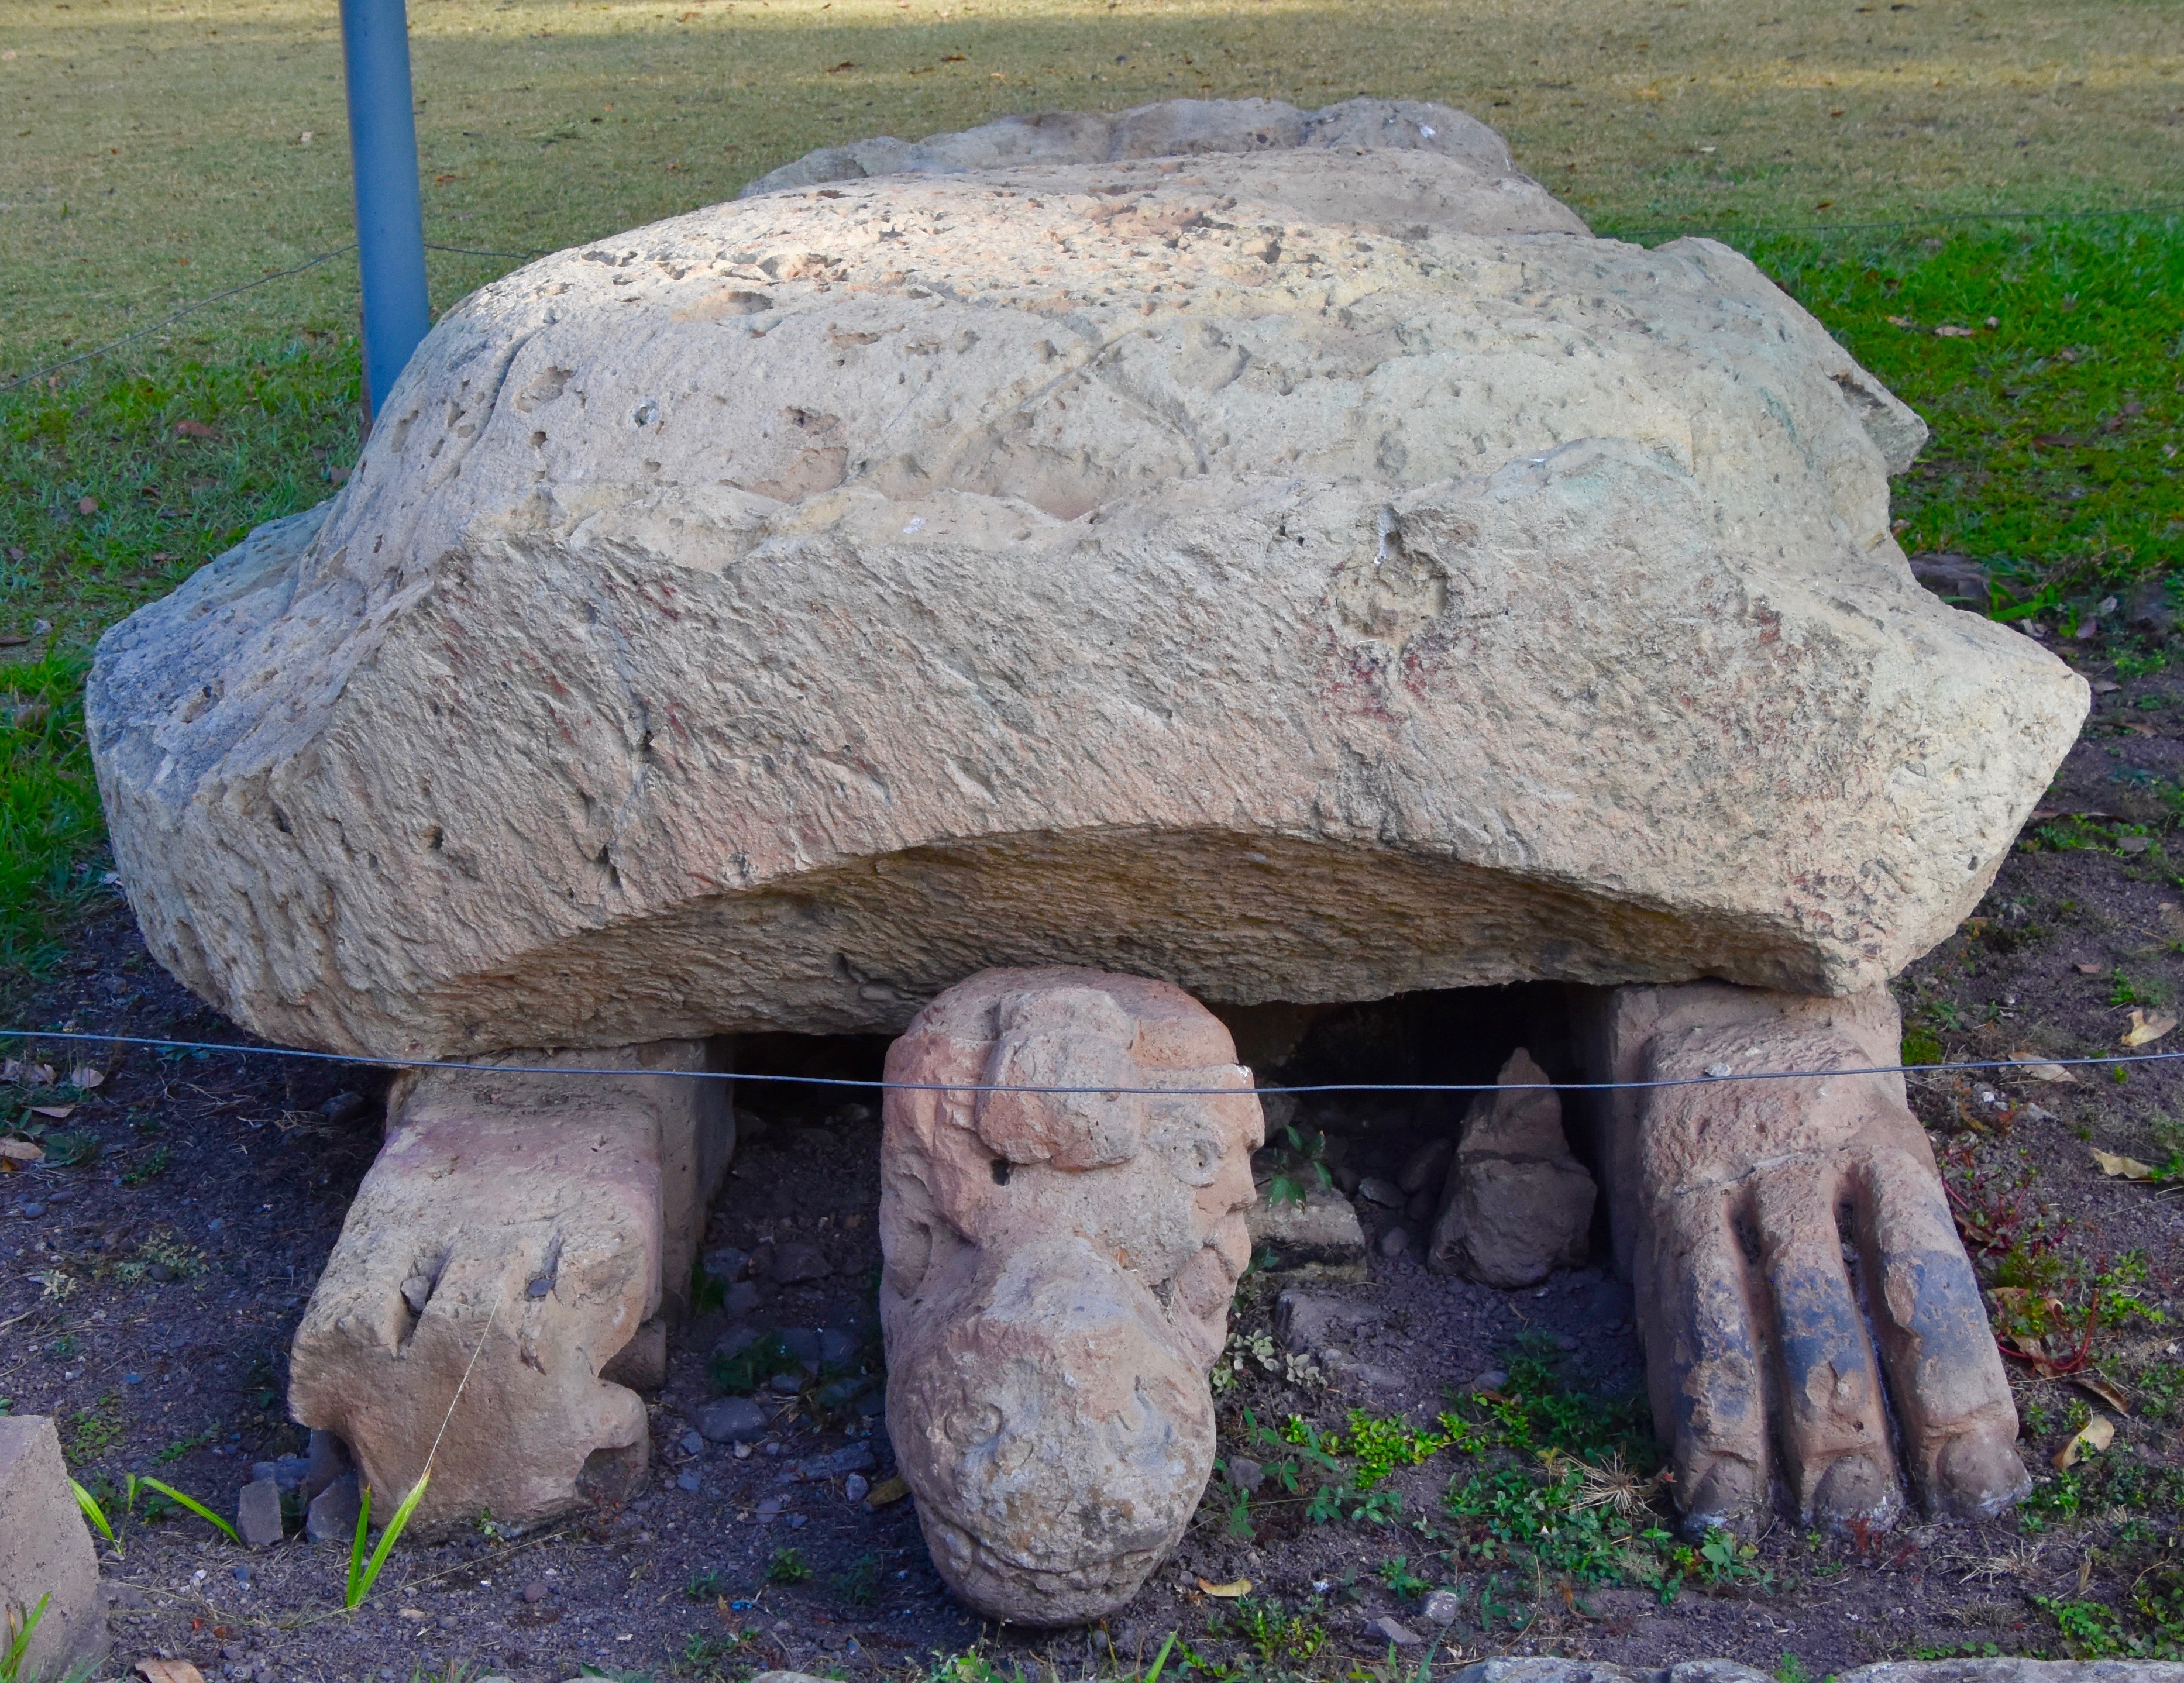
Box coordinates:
[1471,1368,1508,1392]
[786,1512,807,1529]
[843,1472,869,1503]
[676,1471,701,1493]
[520,1581,549,1605]
[1377,1226,1408,1258]
[679,1430,704,1456]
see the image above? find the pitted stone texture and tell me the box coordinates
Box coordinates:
[1574,982,2030,1538]
[87,109,2086,1062]
[1449,1665,2184,1683]
[879,967,1262,1625]
[739,97,1539,200]
[1428,1047,1595,1288]
[289,1041,731,1534]
[0,1416,105,1682]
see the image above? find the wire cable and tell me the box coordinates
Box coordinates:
[0,1025,2175,1099]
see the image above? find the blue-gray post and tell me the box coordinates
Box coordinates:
[339,0,431,424]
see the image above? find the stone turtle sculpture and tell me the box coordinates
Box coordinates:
[84,96,2086,1622]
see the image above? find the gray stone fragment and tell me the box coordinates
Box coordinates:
[696,1397,771,1444]
[1842,1664,2184,1683]
[236,1478,285,1548]
[1247,1185,1367,1282]
[1274,1289,1378,1354]
[301,1429,350,1502]
[0,1416,105,1682]
[1421,1588,1461,1626]
[1429,1048,1594,1288]
[1357,1176,1405,1209]
[1397,1137,1454,1196]
[794,1442,876,1481]
[304,1471,360,1544]
[767,1241,830,1283]
[1378,1226,1409,1258]
[1367,1615,1423,1646]
[1225,1455,1265,1495]
[701,1245,749,1282]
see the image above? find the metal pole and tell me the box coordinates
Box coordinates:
[339,0,431,426]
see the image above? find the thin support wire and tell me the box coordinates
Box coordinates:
[0,1025,2177,1099]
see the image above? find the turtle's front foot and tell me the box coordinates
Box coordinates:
[1584,983,2030,1538]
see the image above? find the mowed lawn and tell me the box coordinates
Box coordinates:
[1,0,2180,363]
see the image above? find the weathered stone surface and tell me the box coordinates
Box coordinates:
[1246,1182,1369,1281]
[879,967,1261,1625]
[86,102,2085,1064]
[305,1471,360,1544]
[1842,1664,2184,1683]
[739,95,1531,198]
[0,1416,105,1682]
[1573,981,2031,1537]
[289,1042,732,1534]
[1447,1665,2184,1683]
[1428,1048,1595,1288]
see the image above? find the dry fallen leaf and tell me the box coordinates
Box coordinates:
[70,1065,104,1090]
[2120,1008,2178,1048]
[1887,314,1918,328]
[2073,1374,2131,1415]
[27,1104,74,1120]
[2053,1414,2115,1470]
[1935,323,1976,337]
[2074,962,2105,976]
[864,1473,909,1508]
[0,1139,43,1164]
[1198,1577,1254,1598]
[2009,1052,2077,1083]
[136,1661,207,1683]
[2093,1149,2159,1181]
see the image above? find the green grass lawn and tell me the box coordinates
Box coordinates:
[1,211,2179,982]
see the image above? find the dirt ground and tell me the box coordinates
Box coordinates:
[4,614,2184,1683]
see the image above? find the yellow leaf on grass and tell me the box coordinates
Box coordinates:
[1934,324,1976,338]
[2053,1414,2116,1470]
[2093,1149,2159,1181]
[1198,1577,1254,1598]
[2073,1374,2132,1415]
[136,1661,207,1683]
[2120,1009,2178,1048]
[0,1139,42,1164]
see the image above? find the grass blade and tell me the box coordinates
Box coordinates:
[1142,1631,1178,1683]
[2,1592,51,1681]
[347,1470,429,1609]
[345,1482,374,1609]
[68,1478,119,1556]
[136,1476,238,1543]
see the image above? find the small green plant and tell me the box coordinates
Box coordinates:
[1377,1555,1430,1600]
[345,1470,432,1609]
[156,1427,216,1463]
[1901,1026,1944,1066]
[684,1567,727,1601]
[1210,1596,1325,1666]
[69,1478,119,1557]
[1262,1124,1333,1210]
[64,1396,121,1460]
[2,1593,50,1683]
[765,1546,811,1585]
[1776,1654,1811,1683]
[707,1332,802,1396]
[137,1476,239,1543]
[121,1143,170,1186]
[834,1551,881,1605]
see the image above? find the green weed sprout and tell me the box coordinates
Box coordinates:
[68,1479,119,1558]
[1142,1632,1179,1683]
[1,1594,49,1683]
[346,1471,432,1610]
[137,1477,238,1543]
